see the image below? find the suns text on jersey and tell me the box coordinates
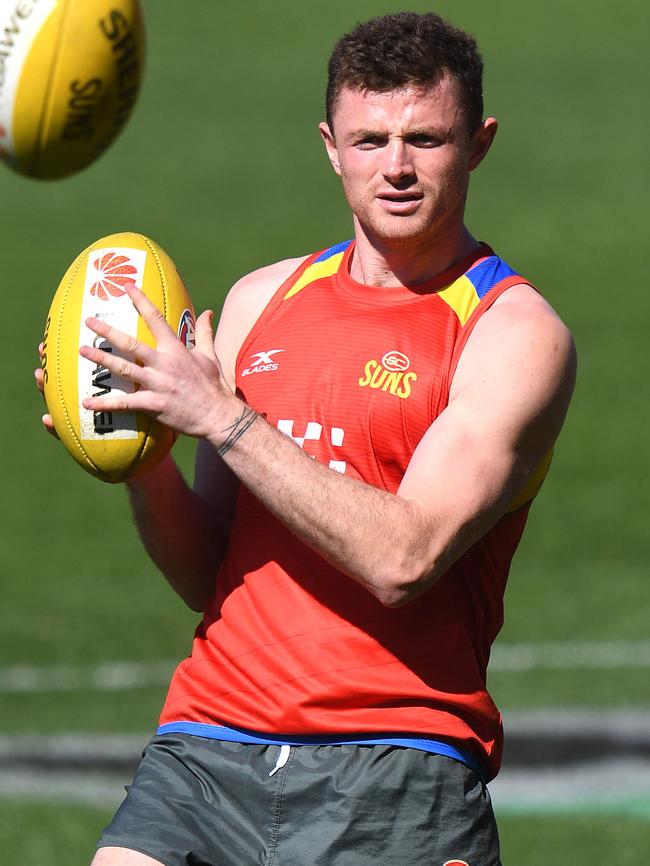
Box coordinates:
[358,359,417,399]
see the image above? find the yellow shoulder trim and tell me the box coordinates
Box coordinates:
[283,253,346,300]
[436,275,481,326]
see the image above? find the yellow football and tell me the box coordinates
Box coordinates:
[0,0,145,180]
[42,232,196,483]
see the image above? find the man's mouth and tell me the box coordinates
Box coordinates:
[376,192,424,213]
[377,192,424,201]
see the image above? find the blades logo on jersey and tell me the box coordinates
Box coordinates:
[242,349,285,376]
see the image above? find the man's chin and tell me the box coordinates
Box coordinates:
[363,214,435,247]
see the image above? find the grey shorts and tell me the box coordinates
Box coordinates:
[99,733,501,866]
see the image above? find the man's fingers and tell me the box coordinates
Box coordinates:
[82,390,162,415]
[194,310,215,358]
[79,342,150,387]
[84,316,156,365]
[122,282,175,345]
[35,367,45,395]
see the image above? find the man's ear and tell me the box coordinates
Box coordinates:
[469,116,498,172]
[319,122,342,176]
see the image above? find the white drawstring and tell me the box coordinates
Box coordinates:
[268,743,291,776]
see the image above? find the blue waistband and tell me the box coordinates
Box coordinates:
[157,721,483,777]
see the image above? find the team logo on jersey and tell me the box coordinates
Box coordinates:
[381,350,410,372]
[242,349,284,376]
[442,861,470,866]
[358,349,417,400]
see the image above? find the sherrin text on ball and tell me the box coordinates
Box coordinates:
[0,0,145,179]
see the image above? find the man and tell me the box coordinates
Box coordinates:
[39,11,575,866]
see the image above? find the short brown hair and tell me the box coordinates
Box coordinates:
[326,12,484,133]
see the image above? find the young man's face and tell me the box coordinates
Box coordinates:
[320,77,496,249]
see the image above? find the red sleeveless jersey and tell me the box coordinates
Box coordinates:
[159,241,545,780]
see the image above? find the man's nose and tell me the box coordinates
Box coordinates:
[382,140,416,184]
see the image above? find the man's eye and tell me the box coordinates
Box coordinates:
[409,135,441,147]
[355,137,386,149]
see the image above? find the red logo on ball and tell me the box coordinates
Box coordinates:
[90,252,138,301]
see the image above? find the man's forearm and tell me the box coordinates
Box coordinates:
[210,409,437,607]
[126,454,229,611]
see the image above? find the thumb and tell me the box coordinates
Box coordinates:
[194,309,215,358]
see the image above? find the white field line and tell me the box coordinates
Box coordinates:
[0,769,128,808]
[1,641,650,694]
[490,757,650,817]
[490,639,650,672]
[0,660,177,693]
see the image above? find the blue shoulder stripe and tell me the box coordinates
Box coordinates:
[313,239,353,263]
[466,256,519,300]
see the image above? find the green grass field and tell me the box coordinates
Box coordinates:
[1,0,648,863]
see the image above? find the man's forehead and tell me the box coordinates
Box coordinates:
[331,77,464,127]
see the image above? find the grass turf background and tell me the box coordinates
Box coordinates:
[0,0,648,861]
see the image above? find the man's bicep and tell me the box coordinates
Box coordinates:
[398,295,576,548]
[398,399,529,531]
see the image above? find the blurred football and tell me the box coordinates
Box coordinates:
[0,0,145,180]
[42,232,196,483]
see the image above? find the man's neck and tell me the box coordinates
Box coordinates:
[349,220,481,288]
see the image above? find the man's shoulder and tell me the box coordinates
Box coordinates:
[222,255,310,321]
[214,255,310,384]
[233,255,311,294]
[453,281,576,404]
[489,282,573,343]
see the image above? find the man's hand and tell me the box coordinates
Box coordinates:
[79,282,244,442]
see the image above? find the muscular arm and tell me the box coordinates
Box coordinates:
[213,286,576,605]
[80,277,576,609]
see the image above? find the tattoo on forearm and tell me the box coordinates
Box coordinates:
[216,406,258,457]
